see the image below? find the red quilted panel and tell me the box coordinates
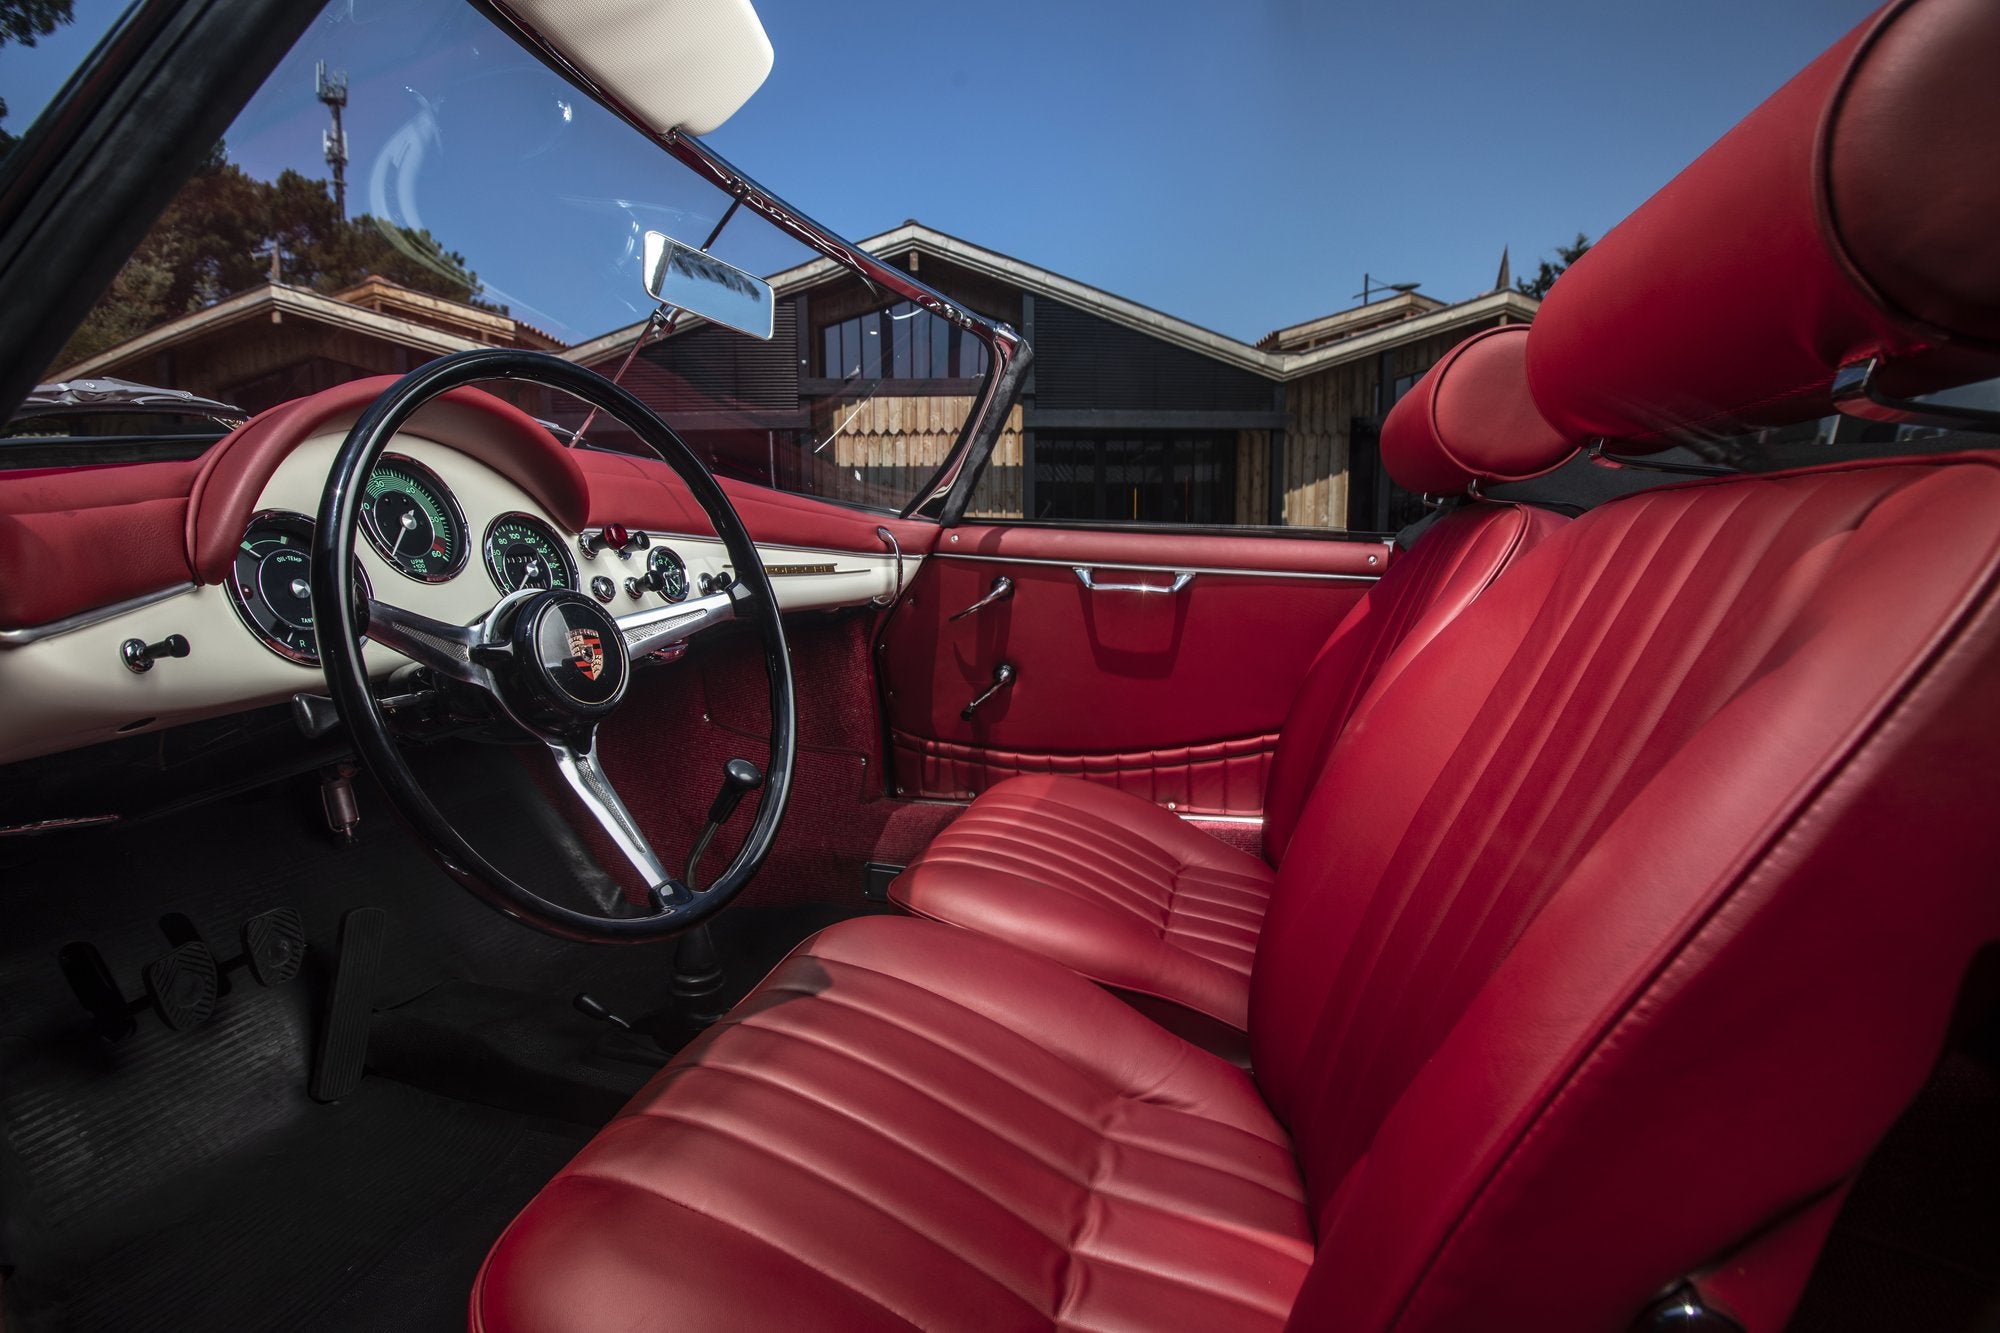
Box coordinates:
[888,729,1278,815]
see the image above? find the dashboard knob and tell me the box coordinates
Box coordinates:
[121,634,190,674]
[580,524,631,559]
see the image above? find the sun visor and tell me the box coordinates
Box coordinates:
[1382,326,1576,496]
[1525,0,2000,450]
[499,0,774,137]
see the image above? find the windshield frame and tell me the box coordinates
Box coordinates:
[474,0,1026,524]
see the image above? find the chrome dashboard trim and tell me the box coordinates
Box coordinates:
[0,581,196,647]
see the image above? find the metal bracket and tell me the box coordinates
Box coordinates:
[1832,358,2000,433]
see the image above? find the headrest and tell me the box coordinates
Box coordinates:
[1381,325,1576,496]
[1526,0,2000,449]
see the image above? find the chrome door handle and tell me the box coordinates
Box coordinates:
[1071,567,1196,595]
[949,575,1014,622]
[960,663,1015,720]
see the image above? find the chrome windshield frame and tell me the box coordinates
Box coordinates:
[475,0,1027,524]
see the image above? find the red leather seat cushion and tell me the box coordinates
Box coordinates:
[471,917,1313,1332]
[890,774,1275,1030]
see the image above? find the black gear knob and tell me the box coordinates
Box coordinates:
[706,758,765,826]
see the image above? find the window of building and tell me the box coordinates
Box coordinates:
[820,301,989,382]
[1032,433,1237,524]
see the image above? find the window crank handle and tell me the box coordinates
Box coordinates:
[960,663,1016,720]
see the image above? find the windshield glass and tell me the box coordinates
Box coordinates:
[23,0,996,512]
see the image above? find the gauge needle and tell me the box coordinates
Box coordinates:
[391,507,418,557]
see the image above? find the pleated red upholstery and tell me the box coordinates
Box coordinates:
[891,502,1563,1030]
[482,454,2000,1332]
[472,917,1314,1333]
[888,773,1276,1029]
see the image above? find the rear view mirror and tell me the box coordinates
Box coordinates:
[642,230,775,341]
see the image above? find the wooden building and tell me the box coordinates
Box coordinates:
[53,277,563,416]
[563,224,1540,532]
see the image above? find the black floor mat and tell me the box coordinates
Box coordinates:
[4,1073,585,1332]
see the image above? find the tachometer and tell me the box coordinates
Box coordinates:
[483,512,578,593]
[360,454,467,583]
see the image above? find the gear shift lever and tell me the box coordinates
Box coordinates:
[685,757,765,890]
[671,758,765,1022]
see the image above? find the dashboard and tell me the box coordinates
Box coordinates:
[0,382,928,766]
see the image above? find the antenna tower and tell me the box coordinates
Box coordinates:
[316,61,349,216]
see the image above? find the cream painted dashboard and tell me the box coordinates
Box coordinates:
[0,429,918,765]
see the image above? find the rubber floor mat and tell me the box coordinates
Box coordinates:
[3,1075,586,1332]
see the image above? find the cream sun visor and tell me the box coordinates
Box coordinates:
[502,0,774,137]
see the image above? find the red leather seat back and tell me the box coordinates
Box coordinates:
[1264,326,1573,864]
[1251,458,2000,1329]
[1261,503,1561,864]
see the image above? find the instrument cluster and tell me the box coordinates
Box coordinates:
[226,456,589,667]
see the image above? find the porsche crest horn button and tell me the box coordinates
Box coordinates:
[509,590,628,716]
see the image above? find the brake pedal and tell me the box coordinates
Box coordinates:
[310,907,386,1103]
[143,942,219,1032]
[242,907,306,986]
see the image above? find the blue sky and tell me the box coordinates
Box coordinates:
[5,0,1880,344]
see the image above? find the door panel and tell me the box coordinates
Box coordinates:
[878,524,1385,815]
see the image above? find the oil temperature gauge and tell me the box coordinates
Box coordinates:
[483,513,579,593]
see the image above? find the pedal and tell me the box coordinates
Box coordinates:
[58,942,137,1042]
[310,906,386,1103]
[144,942,219,1032]
[242,907,306,986]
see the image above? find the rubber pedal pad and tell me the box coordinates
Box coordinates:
[242,907,306,986]
[144,941,219,1032]
[310,907,386,1103]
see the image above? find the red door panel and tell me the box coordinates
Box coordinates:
[879,525,1385,815]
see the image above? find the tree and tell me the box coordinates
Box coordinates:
[55,146,488,366]
[0,0,77,159]
[1514,233,1592,300]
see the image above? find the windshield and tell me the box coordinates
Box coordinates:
[26,0,998,513]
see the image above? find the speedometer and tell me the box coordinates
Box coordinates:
[483,512,578,593]
[360,454,467,583]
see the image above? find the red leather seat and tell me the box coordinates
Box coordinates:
[889,325,1571,1033]
[479,3,2000,1326]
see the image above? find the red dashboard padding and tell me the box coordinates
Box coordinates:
[1526,0,2000,447]
[185,378,592,584]
[572,447,937,555]
[0,458,200,629]
[1379,326,1576,495]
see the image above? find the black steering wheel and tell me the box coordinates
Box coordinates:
[310,348,795,942]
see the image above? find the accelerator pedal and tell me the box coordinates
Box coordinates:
[144,942,219,1032]
[309,906,386,1103]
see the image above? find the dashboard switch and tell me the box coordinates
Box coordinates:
[121,634,190,674]
[590,575,617,603]
[580,524,631,559]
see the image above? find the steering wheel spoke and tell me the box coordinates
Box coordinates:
[548,735,691,912]
[615,587,738,659]
[365,597,492,688]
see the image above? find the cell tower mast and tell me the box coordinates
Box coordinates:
[316,61,349,216]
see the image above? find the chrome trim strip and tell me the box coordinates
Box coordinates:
[581,527,923,567]
[0,581,196,647]
[929,551,1380,583]
[1178,813,1265,828]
